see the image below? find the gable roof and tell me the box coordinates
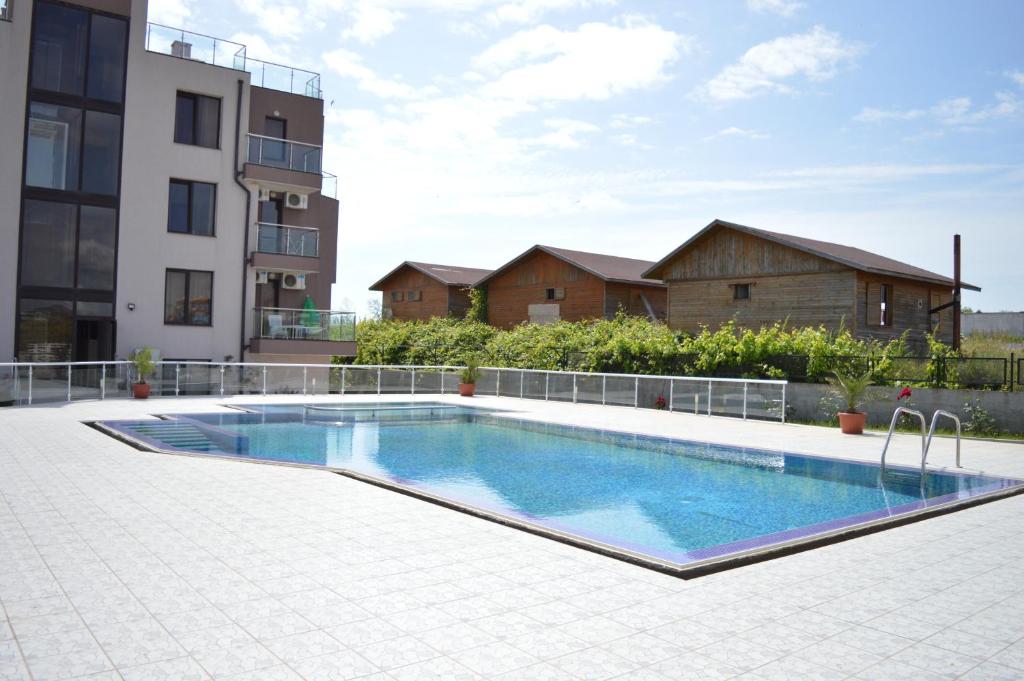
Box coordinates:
[642,219,980,291]
[369,261,492,290]
[475,245,666,288]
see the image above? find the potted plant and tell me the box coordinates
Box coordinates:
[826,369,872,434]
[458,356,482,397]
[129,347,156,399]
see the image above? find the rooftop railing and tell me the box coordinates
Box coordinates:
[247,133,321,174]
[145,22,322,99]
[253,307,357,342]
[256,223,319,258]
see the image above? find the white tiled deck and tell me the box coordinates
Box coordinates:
[1,394,1023,681]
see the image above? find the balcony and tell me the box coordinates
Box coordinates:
[249,307,356,357]
[145,23,321,98]
[244,134,332,194]
[251,223,319,273]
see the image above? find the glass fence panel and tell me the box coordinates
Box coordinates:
[29,365,69,404]
[522,371,547,400]
[670,380,704,414]
[475,369,498,395]
[414,369,445,394]
[69,365,101,401]
[575,374,603,404]
[379,368,413,393]
[710,382,746,418]
[305,366,330,395]
[546,373,574,401]
[265,366,307,394]
[0,367,18,406]
[604,375,637,407]
[746,383,786,421]
[220,366,263,395]
[342,368,378,393]
[637,376,671,412]
[497,369,523,398]
[441,370,461,394]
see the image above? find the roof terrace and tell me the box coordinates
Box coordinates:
[145,22,322,99]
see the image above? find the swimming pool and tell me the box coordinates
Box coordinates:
[97,402,1023,574]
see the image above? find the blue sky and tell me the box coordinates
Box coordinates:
[151,0,1024,315]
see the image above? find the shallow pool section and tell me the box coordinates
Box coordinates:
[98,402,1023,572]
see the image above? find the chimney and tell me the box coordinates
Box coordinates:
[171,40,192,59]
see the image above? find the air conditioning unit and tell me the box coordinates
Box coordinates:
[285,192,308,210]
[255,271,269,284]
[258,188,271,202]
[281,273,306,290]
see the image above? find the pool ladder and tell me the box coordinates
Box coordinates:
[880,408,962,479]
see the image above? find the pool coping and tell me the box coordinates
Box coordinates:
[88,407,1024,579]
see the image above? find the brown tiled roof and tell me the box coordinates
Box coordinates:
[369,261,492,290]
[643,219,980,291]
[476,245,666,288]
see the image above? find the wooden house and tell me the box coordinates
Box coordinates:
[642,219,979,346]
[477,245,667,328]
[370,262,491,321]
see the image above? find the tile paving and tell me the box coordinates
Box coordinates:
[1,394,1023,680]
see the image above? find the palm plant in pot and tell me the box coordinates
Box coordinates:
[129,347,156,399]
[826,369,872,434]
[458,356,482,397]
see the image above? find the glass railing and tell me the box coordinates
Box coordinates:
[144,22,321,99]
[322,172,338,200]
[247,134,322,174]
[253,308,356,342]
[1,0,12,21]
[256,223,319,258]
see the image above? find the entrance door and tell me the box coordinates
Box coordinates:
[74,320,114,361]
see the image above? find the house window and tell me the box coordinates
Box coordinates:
[546,288,565,301]
[733,283,751,300]
[390,290,403,302]
[174,92,220,148]
[167,180,216,235]
[164,269,213,325]
[880,284,891,327]
[407,290,422,302]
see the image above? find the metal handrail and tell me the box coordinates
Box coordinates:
[880,407,927,476]
[925,410,962,468]
[247,132,323,149]
[256,222,319,257]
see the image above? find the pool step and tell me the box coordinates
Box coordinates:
[129,422,225,452]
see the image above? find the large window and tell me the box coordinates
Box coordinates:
[86,14,127,102]
[30,2,88,96]
[81,110,121,195]
[174,92,220,148]
[167,180,216,235]
[18,299,74,362]
[165,269,213,326]
[25,102,82,191]
[20,200,77,288]
[76,206,116,290]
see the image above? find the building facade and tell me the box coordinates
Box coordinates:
[643,220,976,346]
[1,0,353,367]
[477,245,667,329]
[369,262,492,321]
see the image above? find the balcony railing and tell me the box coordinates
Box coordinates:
[257,223,319,258]
[145,23,322,98]
[247,134,321,174]
[322,172,338,200]
[253,308,356,342]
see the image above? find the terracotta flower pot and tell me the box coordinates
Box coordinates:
[458,383,476,397]
[838,411,866,435]
[132,382,151,400]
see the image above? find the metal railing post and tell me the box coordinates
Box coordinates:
[28,366,32,405]
[377,367,381,395]
[781,383,787,423]
[411,368,416,395]
[303,367,308,395]
[545,372,549,400]
[668,379,674,412]
[520,371,524,399]
[634,376,639,409]
[694,393,698,415]
[602,376,606,405]
[262,366,267,395]
[496,369,501,396]
[707,381,712,416]
[341,366,347,395]
[100,364,106,400]
[67,366,72,403]
[220,365,225,397]
[573,374,578,403]
[743,382,748,420]
[440,368,444,395]
[175,364,180,396]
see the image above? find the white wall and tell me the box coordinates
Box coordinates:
[117,0,254,362]
[0,6,31,360]
[963,312,1024,337]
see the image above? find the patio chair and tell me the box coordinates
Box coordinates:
[268,314,288,339]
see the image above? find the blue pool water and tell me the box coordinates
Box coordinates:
[101,403,1022,567]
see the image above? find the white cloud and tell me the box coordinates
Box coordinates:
[475,18,687,102]
[696,26,863,103]
[486,0,615,26]
[343,2,406,44]
[532,118,600,148]
[322,48,436,99]
[1007,70,1024,87]
[609,114,653,128]
[855,90,1020,127]
[746,0,804,17]
[234,0,305,39]
[147,0,193,25]
[702,126,769,141]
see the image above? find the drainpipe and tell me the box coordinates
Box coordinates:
[233,79,252,363]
